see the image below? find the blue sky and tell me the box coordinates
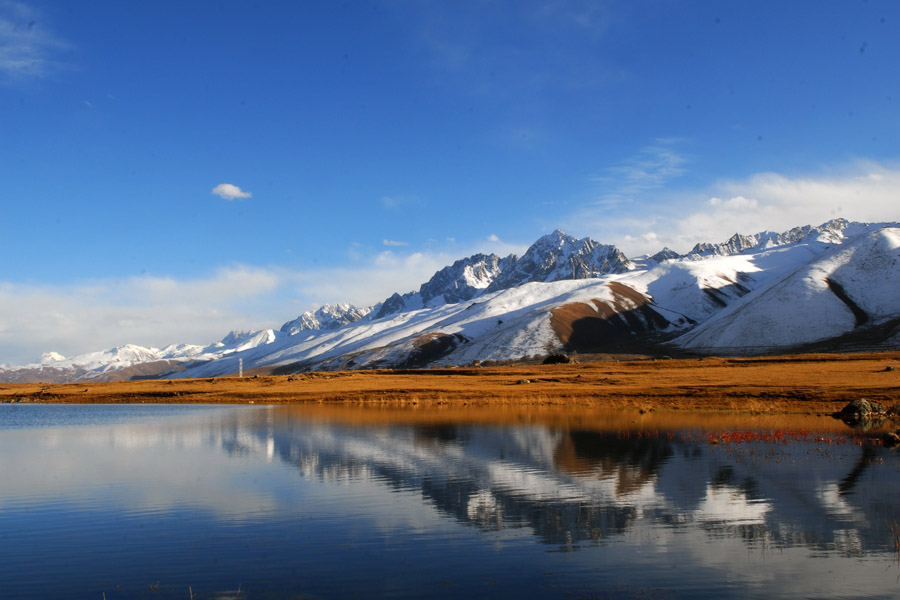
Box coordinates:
[1,0,898,364]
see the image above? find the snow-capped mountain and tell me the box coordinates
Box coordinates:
[373,230,633,318]
[0,329,279,383]
[684,218,850,259]
[674,224,900,352]
[485,229,634,292]
[280,303,372,334]
[2,218,898,382]
[419,253,513,305]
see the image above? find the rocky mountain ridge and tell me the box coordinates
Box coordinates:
[2,218,897,383]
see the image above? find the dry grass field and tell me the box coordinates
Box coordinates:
[2,351,899,415]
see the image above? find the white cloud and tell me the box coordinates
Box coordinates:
[0,1,68,81]
[708,195,758,210]
[383,239,408,247]
[281,251,454,313]
[571,160,900,256]
[0,266,285,366]
[211,183,252,200]
[487,234,501,242]
[622,231,661,248]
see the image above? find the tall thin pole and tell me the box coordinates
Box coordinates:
[239,358,243,378]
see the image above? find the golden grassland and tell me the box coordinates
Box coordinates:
[2,351,899,416]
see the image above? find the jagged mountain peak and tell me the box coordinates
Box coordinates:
[281,303,372,334]
[687,218,855,258]
[219,330,258,346]
[418,252,513,305]
[649,247,680,263]
[374,229,632,318]
[485,230,633,292]
[535,228,574,244]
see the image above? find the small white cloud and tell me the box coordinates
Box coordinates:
[383,239,408,247]
[211,183,252,201]
[487,234,501,242]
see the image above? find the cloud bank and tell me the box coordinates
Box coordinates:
[571,161,900,256]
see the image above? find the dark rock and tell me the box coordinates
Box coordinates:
[516,379,531,385]
[836,398,887,425]
[375,292,407,319]
[882,431,900,448]
[543,353,573,365]
[885,366,897,372]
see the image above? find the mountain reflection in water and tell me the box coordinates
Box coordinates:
[1,404,899,599]
[268,412,897,554]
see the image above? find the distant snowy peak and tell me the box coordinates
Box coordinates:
[215,329,277,352]
[485,229,633,292]
[35,344,167,374]
[419,253,514,305]
[649,247,680,263]
[40,351,66,364]
[686,218,852,258]
[280,303,372,334]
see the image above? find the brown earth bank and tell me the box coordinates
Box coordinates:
[2,352,899,416]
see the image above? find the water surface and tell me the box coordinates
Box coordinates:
[1,404,898,599]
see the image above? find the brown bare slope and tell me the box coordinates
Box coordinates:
[550,282,672,354]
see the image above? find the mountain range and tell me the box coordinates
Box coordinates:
[3,218,899,383]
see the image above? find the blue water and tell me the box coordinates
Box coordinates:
[1,405,898,599]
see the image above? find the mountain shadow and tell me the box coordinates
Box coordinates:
[550,282,676,354]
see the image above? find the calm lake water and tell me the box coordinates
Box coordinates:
[1,404,899,599]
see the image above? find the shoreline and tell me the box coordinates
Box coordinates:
[2,351,898,415]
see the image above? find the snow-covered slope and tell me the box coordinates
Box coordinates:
[674,226,900,352]
[2,219,898,382]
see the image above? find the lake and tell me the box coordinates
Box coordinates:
[1,404,898,599]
